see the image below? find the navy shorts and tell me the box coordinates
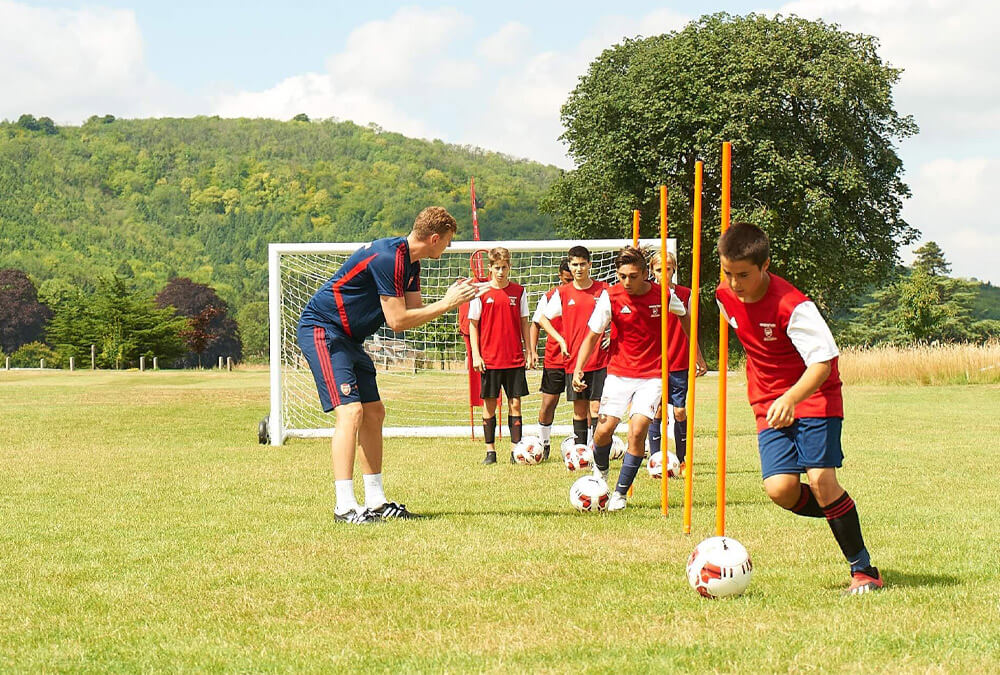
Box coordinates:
[297,324,380,411]
[667,370,688,408]
[757,417,844,479]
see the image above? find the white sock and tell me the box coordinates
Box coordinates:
[363,473,387,509]
[334,479,359,515]
[539,423,552,446]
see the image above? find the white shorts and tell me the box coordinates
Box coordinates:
[599,374,662,421]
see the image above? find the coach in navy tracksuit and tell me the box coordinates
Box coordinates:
[298,207,479,524]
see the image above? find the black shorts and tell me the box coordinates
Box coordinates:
[481,367,530,399]
[540,368,566,395]
[566,368,606,401]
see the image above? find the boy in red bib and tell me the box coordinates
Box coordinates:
[716,222,883,595]
[529,259,574,460]
[469,247,534,464]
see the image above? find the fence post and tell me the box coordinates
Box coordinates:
[91,344,96,370]
[40,358,45,369]
[218,356,224,369]
[140,356,146,372]
[153,357,159,370]
[227,356,233,371]
[70,357,75,371]
[4,356,9,370]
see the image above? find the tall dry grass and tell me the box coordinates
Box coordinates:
[838,341,1000,385]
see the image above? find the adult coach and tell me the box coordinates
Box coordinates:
[298,207,480,524]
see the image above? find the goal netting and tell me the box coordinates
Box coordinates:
[268,238,674,444]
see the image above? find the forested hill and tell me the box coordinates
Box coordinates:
[0,115,560,310]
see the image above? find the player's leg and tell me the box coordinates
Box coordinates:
[759,423,823,516]
[592,374,637,482]
[587,368,606,446]
[647,404,662,458]
[506,367,528,446]
[669,370,689,471]
[799,419,882,593]
[609,377,659,510]
[537,368,564,460]
[480,368,501,464]
[296,324,380,524]
[570,398,590,446]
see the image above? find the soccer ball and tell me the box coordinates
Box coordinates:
[561,439,593,471]
[686,536,753,598]
[569,475,609,512]
[609,435,626,461]
[512,436,544,465]
[647,450,681,479]
[560,435,577,463]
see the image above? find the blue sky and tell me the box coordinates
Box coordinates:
[4,0,999,284]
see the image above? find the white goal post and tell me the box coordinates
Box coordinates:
[268,238,675,445]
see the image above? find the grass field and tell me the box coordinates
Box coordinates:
[1,369,999,673]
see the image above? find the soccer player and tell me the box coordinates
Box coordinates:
[572,246,687,511]
[297,207,480,524]
[539,246,611,449]
[647,251,707,473]
[468,247,535,464]
[716,222,883,595]
[529,258,573,460]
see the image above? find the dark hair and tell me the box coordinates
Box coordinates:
[614,246,647,271]
[558,257,571,274]
[718,222,770,267]
[567,245,591,262]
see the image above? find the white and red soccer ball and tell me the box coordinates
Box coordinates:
[569,475,609,512]
[686,536,753,598]
[609,435,626,461]
[560,437,594,472]
[647,450,681,479]
[512,436,544,465]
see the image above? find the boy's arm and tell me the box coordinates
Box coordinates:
[767,301,840,428]
[522,315,537,369]
[572,331,602,392]
[469,319,485,372]
[679,301,708,376]
[765,361,832,428]
[536,315,569,357]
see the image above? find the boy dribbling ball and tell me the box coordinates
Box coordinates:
[716,222,883,595]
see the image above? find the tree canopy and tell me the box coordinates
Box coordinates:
[543,12,919,312]
[0,269,51,353]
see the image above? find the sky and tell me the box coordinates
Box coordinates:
[2,0,997,284]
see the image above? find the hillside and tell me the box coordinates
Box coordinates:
[0,115,560,310]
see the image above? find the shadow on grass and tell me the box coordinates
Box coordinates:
[822,568,959,590]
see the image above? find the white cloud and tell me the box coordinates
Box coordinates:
[903,158,1000,282]
[477,22,531,65]
[0,0,186,122]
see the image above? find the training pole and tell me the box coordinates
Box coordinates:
[660,187,670,516]
[716,143,732,536]
[683,161,703,534]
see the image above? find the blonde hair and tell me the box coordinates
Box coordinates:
[650,251,677,269]
[412,206,458,240]
[488,246,511,264]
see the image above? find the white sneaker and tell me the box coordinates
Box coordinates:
[592,466,609,483]
[607,491,627,512]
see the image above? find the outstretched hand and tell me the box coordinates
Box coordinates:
[443,279,480,309]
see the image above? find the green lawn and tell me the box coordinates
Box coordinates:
[1,370,998,673]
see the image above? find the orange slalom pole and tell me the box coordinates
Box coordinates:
[716,142,732,536]
[659,187,669,516]
[683,161,703,535]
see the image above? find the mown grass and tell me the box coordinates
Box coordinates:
[1,369,998,673]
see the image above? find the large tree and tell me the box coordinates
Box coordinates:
[543,12,918,312]
[155,278,242,367]
[0,269,51,354]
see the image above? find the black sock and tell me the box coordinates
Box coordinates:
[674,418,687,464]
[785,483,824,518]
[483,417,497,444]
[593,441,612,472]
[509,416,523,444]
[590,418,598,441]
[573,418,589,446]
[647,419,661,456]
[615,452,643,495]
[822,491,872,571]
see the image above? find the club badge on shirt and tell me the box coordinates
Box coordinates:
[650,304,661,317]
[760,322,777,341]
[509,296,517,306]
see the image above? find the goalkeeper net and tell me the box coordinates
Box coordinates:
[268,238,673,444]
